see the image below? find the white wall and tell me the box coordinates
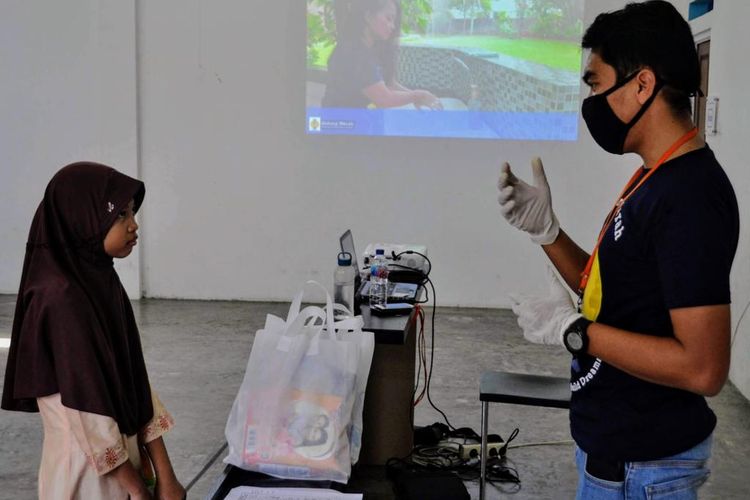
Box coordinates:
[0,0,141,297]
[135,0,645,305]
[697,0,750,400]
[0,0,667,307]
[3,1,749,398]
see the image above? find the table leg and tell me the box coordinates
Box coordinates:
[480,401,488,500]
[358,321,417,465]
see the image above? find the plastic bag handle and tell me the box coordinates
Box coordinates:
[287,280,335,334]
[279,305,322,336]
[325,304,365,333]
[331,303,351,316]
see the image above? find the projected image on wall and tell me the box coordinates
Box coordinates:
[306,0,584,140]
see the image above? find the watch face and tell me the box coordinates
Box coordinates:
[567,331,584,351]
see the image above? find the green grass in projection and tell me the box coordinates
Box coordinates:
[311,42,335,68]
[309,36,581,72]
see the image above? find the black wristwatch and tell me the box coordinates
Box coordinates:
[564,317,592,355]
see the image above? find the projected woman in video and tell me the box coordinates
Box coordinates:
[322,0,442,110]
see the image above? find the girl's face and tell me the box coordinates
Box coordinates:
[365,1,397,42]
[104,199,138,258]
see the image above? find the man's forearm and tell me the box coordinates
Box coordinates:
[542,229,590,291]
[586,317,730,396]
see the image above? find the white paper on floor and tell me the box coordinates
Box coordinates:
[224,486,363,500]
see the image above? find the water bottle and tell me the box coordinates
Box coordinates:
[369,248,389,309]
[333,251,356,319]
[468,83,482,129]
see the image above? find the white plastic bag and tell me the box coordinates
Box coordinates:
[224,281,375,483]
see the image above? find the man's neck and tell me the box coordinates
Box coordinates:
[634,111,704,169]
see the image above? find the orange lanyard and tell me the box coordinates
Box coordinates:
[578,128,699,295]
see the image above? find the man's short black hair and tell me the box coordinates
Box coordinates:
[582,0,700,115]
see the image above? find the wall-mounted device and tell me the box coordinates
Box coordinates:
[705,96,719,135]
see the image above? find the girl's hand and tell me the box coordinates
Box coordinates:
[130,490,154,500]
[412,90,443,110]
[109,461,152,499]
[154,477,186,500]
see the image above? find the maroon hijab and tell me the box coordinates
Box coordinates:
[2,162,153,436]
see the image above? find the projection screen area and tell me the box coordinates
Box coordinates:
[306,0,585,140]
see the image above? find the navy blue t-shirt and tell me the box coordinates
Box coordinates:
[572,146,739,461]
[322,40,383,108]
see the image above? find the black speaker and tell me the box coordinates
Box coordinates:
[388,269,425,284]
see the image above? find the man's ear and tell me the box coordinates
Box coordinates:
[635,68,658,104]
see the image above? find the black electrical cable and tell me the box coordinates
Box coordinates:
[485,458,521,491]
[497,428,519,457]
[423,275,455,431]
[390,250,431,303]
[447,427,482,441]
[395,433,521,485]
[391,250,432,276]
[385,251,522,490]
[411,306,426,405]
[385,428,522,493]
[390,250,453,430]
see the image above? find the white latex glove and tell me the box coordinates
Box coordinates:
[497,157,560,245]
[509,267,581,346]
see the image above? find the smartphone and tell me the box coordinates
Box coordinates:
[370,303,414,316]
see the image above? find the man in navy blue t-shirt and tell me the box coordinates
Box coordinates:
[497,2,739,498]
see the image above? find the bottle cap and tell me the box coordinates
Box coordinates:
[375,248,385,255]
[337,251,352,266]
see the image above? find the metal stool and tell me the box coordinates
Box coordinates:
[479,371,571,499]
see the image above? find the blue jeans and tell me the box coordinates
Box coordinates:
[575,435,712,500]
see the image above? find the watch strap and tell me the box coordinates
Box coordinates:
[565,317,592,354]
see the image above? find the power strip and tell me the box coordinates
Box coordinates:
[458,442,505,460]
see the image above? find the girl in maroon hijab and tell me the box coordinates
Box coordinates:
[2,163,185,499]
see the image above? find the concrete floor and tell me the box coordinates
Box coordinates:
[1,294,749,499]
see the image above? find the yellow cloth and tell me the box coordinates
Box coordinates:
[581,251,603,321]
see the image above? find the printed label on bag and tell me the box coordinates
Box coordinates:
[243,389,345,473]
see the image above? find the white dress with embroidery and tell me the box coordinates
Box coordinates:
[37,390,174,500]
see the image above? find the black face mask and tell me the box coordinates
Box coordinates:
[582,71,664,155]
